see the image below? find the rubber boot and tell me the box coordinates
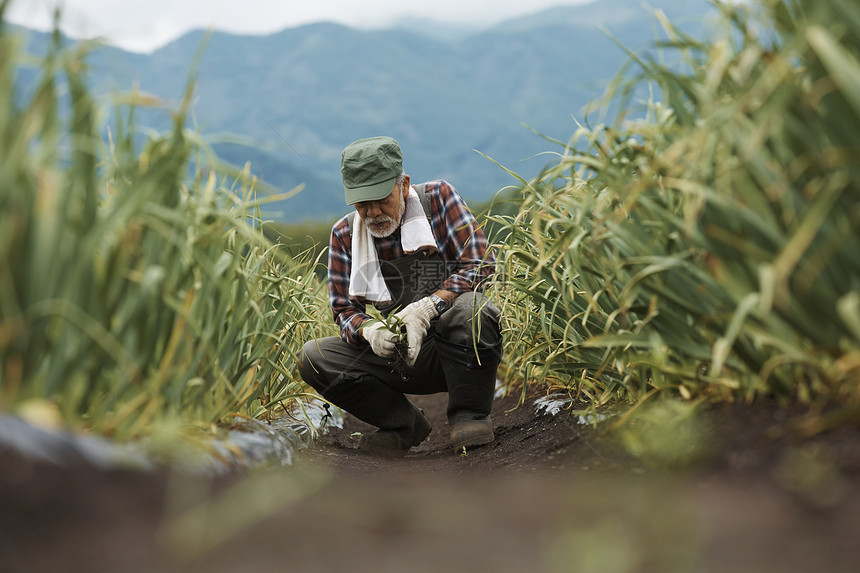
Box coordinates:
[314,373,432,457]
[358,401,432,457]
[438,340,501,452]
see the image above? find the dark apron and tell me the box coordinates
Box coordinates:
[376,250,447,317]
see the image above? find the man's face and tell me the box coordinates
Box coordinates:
[354,177,410,238]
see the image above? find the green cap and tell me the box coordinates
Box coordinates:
[341,136,403,205]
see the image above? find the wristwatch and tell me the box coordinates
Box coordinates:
[428,293,449,315]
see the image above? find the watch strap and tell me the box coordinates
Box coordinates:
[429,294,449,315]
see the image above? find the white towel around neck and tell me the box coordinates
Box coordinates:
[349,186,438,304]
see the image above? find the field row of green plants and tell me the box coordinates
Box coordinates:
[491,0,860,431]
[1,0,857,452]
[0,15,333,445]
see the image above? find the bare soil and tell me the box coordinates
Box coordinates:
[2,387,860,573]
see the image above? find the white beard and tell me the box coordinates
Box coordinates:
[364,194,405,238]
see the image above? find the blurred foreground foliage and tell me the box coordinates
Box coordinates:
[491,0,860,427]
[0,11,332,442]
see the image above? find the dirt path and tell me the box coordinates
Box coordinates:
[2,388,860,572]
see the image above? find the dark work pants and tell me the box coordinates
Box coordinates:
[299,292,502,429]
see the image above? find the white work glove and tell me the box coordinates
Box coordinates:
[362,321,398,358]
[393,297,439,367]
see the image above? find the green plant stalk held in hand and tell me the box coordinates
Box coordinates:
[366,307,410,381]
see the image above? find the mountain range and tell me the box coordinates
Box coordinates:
[14,0,714,222]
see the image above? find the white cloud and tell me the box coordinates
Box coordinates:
[6,0,594,52]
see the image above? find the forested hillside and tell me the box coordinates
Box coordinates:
[15,0,711,221]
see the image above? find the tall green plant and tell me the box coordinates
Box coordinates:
[0,16,332,440]
[493,0,860,409]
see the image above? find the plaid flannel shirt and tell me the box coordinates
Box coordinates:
[328,180,495,348]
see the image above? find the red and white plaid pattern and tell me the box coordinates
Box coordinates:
[327,180,495,347]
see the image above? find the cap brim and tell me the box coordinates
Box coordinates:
[344,175,397,205]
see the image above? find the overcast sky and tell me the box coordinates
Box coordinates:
[7,0,594,53]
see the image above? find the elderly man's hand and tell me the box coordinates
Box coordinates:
[362,321,399,358]
[394,297,439,367]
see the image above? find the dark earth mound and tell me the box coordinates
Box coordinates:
[2,387,860,572]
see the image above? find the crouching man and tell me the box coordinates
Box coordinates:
[298,136,502,456]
